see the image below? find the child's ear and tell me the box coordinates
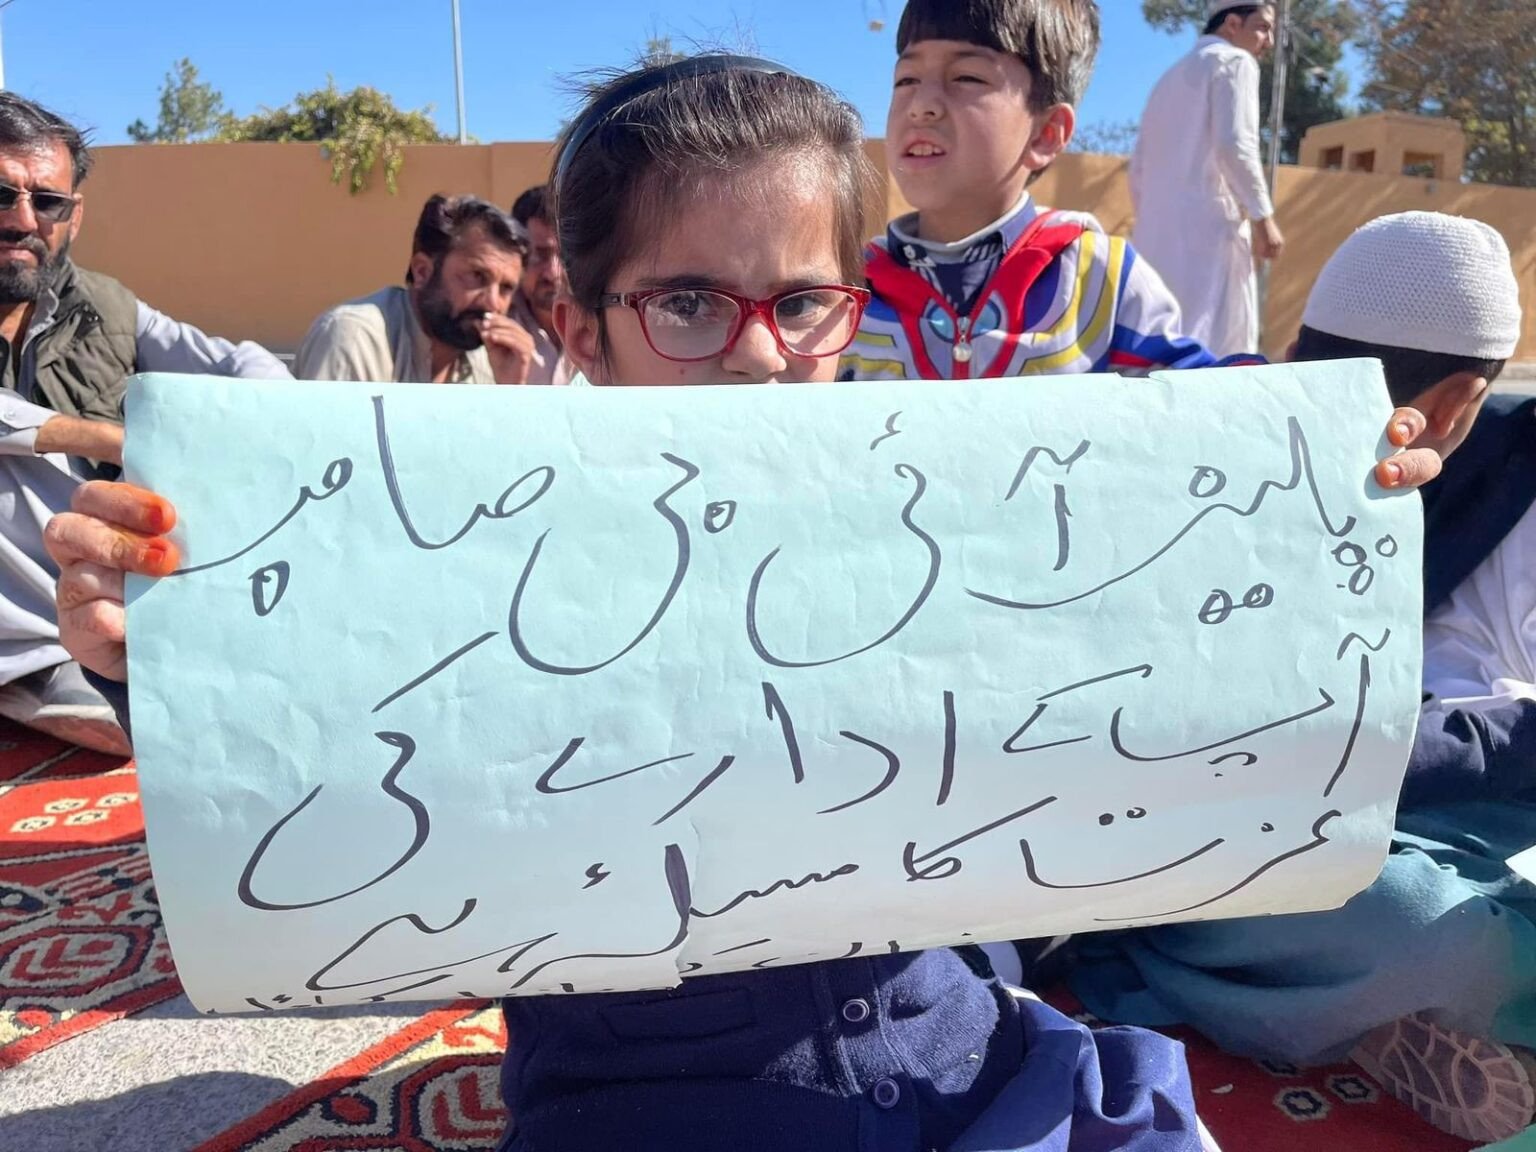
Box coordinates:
[554,294,603,382]
[1421,370,1490,439]
[1024,104,1076,170]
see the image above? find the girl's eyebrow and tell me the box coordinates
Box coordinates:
[633,271,848,293]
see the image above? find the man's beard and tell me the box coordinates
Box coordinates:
[0,230,68,304]
[416,266,484,352]
[530,281,559,314]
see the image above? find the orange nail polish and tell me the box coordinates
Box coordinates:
[140,539,178,575]
[145,501,172,535]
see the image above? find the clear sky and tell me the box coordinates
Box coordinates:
[1,0,1227,147]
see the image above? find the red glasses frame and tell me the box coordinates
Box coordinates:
[598,284,872,363]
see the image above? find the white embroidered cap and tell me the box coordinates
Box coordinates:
[1302,211,1522,360]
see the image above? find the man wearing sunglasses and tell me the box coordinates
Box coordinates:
[0,92,288,755]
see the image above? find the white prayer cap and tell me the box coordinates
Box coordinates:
[1207,1,1263,18]
[1302,211,1522,360]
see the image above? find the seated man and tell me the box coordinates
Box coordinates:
[1069,212,1536,1145]
[0,92,289,754]
[296,194,535,384]
[508,185,575,385]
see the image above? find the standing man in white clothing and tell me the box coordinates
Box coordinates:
[1130,3,1284,357]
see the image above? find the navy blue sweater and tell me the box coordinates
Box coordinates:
[1406,393,1536,808]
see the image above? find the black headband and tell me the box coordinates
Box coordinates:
[554,54,792,193]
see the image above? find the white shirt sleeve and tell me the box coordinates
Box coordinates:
[0,391,59,455]
[1209,54,1274,221]
[1128,129,1145,208]
[135,301,292,380]
[1422,509,1536,710]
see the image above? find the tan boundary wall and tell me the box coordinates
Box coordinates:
[73,141,1536,362]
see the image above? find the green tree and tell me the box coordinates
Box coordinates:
[127,58,226,143]
[216,80,451,194]
[1358,0,1536,187]
[1140,0,1354,163]
[643,35,685,66]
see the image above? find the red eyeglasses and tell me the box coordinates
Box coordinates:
[598,285,871,363]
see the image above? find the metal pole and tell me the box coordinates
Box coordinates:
[0,0,25,93]
[451,0,467,144]
[1265,0,1292,195]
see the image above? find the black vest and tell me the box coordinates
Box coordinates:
[20,263,138,424]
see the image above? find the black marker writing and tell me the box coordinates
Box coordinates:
[1020,835,1225,889]
[374,395,553,550]
[1323,655,1371,798]
[238,731,428,911]
[1189,466,1227,499]
[536,739,694,795]
[506,844,691,990]
[1337,628,1391,660]
[1198,583,1275,625]
[308,898,486,993]
[763,682,805,785]
[373,631,499,713]
[509,454,695,675]
[176,457,353,576]
[903,796,1058,881]
[870,411,902,451]
[1111,690,1336,762]
[653,756,735,826]
[690,863,860,919]
[1053,485,1072,572]
[1004,664,1153,754]
[705,501,737,534]
[937,690,958,806]
[747,464,940,668]
[970,419,1354,611]
[1005,441,1091,501]
[714,938,771,957]
[1095,810,1341,921]
[818,731,901,815]
[249,561,290,617]
[823,734,903,817]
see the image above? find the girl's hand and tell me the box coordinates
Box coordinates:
[44,482,180,683]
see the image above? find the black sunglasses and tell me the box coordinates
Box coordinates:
[0,180,77,223]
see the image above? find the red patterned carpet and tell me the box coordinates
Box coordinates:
[0,719,1480,1150]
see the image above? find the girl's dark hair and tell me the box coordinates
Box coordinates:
[1204,5,1265,36]
[896,0,1101,111]
[552,55,876,320]
[1295,325,1506,408]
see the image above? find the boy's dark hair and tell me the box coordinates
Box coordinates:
[896,0,1101,110]
[511,184,549,228]
[1204,5,1266,36]
[1295,325,1506,408]
[552,55,876,334]
[0,92,93,187]
[407,194,529,285]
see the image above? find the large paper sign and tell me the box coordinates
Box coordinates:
[125,363,1422,1013]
